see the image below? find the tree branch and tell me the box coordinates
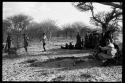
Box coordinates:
[97,2,122,9]
[106,12,122,24]
[90,6,104,25]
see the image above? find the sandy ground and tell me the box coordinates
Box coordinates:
[2,40,122,82]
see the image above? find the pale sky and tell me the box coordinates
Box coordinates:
[3,2,113,28]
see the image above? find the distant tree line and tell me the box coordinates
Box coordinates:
[3,14,98,48]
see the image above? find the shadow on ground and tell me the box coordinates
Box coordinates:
[23,55,103,70]
[48,48,93,55]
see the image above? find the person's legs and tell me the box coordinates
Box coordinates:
[43,43,46,51]
[98,53,107,60]
[101,54,112,59]
[8,42,10,52]
[98,53,114,66]
[4,43,8,53]
[24,46,28,52]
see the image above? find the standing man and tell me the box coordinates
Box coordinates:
[23,34,28,52]
[5,34,11,53]
[42,33,47,51]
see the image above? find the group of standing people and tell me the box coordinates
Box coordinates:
[84,31,100,49]
[3,33,47,54]
[61,32,100,50]
[75,33,84,49]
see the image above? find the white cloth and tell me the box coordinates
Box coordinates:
[108,43,117,57]
[43,35,47,40]
[100,43,117,59]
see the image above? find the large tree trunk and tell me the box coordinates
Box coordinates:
[99,24,108,46]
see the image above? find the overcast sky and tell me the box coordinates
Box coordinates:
[3,2,113,28]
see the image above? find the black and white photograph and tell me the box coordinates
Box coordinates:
[2,2,122,82]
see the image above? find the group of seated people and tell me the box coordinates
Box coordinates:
[94,39,120,66]
[61,33,84,50]
[61,42,75,49]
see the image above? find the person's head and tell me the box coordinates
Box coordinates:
[7,33,10,36]
[70,42,72,45]
[43,33,45,36]
[66,43,68,46]
[23,33,25,36]
[77,32,80,35]
[7,34,10,37]
[106,39,112,45]
[110,38,114,43]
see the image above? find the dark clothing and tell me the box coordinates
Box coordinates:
[81,40,84,48]
[69,43,74,49]
[43,43,46,51]
[24,37,28,47]
[42,35,47,51]
[76,34,81,45]
[6,36,11,52]
[75,34,82,49]
[24,36,28,52]
[85,34,89,48]
[100,31,113,47]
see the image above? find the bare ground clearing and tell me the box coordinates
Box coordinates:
[2,40,122,82]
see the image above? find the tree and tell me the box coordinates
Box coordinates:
[73,2,122,33]
[40,19,59,40]
[25,19,59,41]
[3,19,12,42]
[73,2,122,46]
[71,22,87,33]
[90,9,122,32]
[71,22,90,37]
[73,2,122,9]
[7,14,32,32]
[4,14,32,48]
[62,25,76,39]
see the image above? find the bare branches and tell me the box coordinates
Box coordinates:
[73,2,122,30]
[98,2,122,9]
[74,2,122,9]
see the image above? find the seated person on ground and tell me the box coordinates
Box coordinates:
[69,42,74,49]
[61,43,69,49]
[97,39,117,62]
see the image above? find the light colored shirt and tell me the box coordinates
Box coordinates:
[42,35,47,43]
[43,35,47,40]
[100,43,117,57]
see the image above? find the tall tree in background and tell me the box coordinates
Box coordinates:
[40,19,59,40]
[25,19,59,41]
[4,14,32,48]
